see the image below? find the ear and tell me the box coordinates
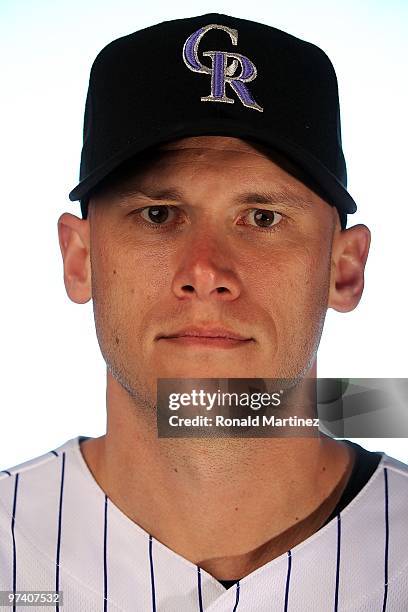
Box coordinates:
[57,213,92,304]
[328,224,371,313]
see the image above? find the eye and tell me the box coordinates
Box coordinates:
[242,209,283,230]
[138,205,176,224]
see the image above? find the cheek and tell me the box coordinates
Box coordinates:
[90,242,171,338]
[256,237,331,356]
[250,235,330,297]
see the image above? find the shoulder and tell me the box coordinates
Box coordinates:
[0,437,79,519]
[345,450,408,511]
[381,452,408,483]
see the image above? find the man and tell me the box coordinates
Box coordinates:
[1,12,407,612]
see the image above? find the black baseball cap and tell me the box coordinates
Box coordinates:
[68,13,357,229]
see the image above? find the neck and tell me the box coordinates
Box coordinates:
[80,367,354,580]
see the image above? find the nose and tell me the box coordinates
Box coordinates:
[171,235,242,302]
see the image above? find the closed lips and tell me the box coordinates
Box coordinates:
[159,327,252,341]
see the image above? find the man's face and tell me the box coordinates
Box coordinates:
[87,136,337,404]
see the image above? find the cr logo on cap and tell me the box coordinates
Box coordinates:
[182,24,263,112]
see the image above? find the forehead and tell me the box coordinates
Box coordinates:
[153,136,297,173]
[95,136,297,197]
[91,135,332,216]
[133,135,309,184]
[157,136,271,156]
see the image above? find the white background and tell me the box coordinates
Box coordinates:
[1,0,407,469]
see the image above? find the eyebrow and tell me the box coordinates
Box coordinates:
[116,186,315,211]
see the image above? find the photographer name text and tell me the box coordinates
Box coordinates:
[167,415,319,428]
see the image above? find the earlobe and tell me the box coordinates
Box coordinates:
[57,213,92,304]
[328,224,371,313]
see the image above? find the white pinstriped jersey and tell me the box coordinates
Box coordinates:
[1,436,408,611]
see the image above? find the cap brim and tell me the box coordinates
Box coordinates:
[68,118,357,215]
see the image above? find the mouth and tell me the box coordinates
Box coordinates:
[159,336,253,349]
[157,326,254,349]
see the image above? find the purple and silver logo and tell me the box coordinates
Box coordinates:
[182,24,263,112]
